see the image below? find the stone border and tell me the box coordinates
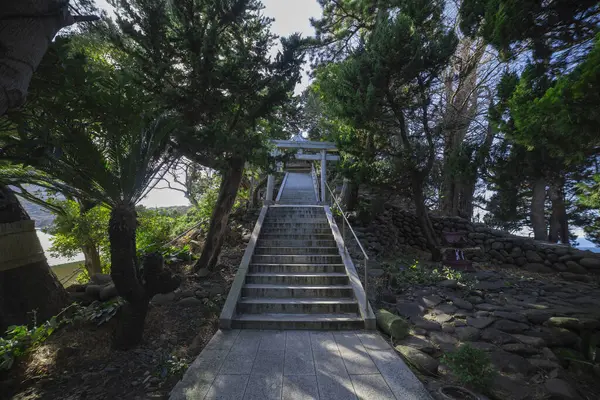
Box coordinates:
[219,205,269,329]
[0,221,46,271]
[324,205,376,330]
[275,172,289,203]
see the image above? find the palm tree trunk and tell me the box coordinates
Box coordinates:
[108,204,147,348]
[0,185,68,331]
[195,158,245,271]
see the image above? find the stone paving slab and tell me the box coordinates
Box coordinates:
[170,330,433,400]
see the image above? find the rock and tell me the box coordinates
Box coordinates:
[529,358,562,371]
[99,284,118,301]
[547,317,600,332]
[454,319,467,327]
[492,319,529,333]
[501,343,541,355]
[66,283,87,293]
[474,281,506,291]
[579,257,600,269]
[526,328,579,348]
[552,348,585,368]
[85,284,105,299]
[151,292,175,305]
[525,310,552,325]
[419,295,443,308]
[396,301,425,320]
[467,316,495,329]
[553,262,568,272]
[511,334,546,348]
[566,261,587,274]
[433,304,457,314]
[380,291,397,304]
[490,374,532,400]
[438,279,458,289]
[91,273,112,285]
[413,317,442,331]
[195,289,209,298]
[177,297,203,307]
[429,331,458,352]
[491,241,504,250]
[397,335,436,354]
[442,323,455,333]
[395,345,439,375]
[463,341,498,352]
[451,298,473,310]
[207,285,225,296]
[526,250,544,263]
[544,379,580,399]
[196,268,210,278]
[427,312,453,324]
[492,311,527,323]
[481,328,517,345]
[490,350,531,374]
[559,272,588,282]
[476,303,505,311]
[524,263,553,273]
[455,327,480,341]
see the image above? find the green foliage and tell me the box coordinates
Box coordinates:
[384,260,474,287]
[442,344,495,391]
[577,175,600,245]
[459,0,599,63]
[0,317,59,371]
[158,354,189,379]
[42,199,110,260]
[72,298,125,326]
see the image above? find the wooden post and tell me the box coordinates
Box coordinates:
[321,150,326,203]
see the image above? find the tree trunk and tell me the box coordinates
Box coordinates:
[531,178,547,240]
[108,204,147,348]
[82,242,102,276]
[411,175,441,261]
[0,1,78,115]
[340,178,359,211]
[108,205,180,349]
[195,158,245,271]
[548,180,569,244]
[0,185,68,332]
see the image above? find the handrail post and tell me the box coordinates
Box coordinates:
[343,215,346,249]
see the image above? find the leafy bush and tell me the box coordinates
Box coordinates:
[441,344,495,390]
[385,260,474,288]
[0,316,60,370]
[72,298,125,326]
[158,354,189,379]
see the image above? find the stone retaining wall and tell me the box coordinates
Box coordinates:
[350,205,600,275]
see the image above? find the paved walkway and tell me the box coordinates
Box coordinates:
[170,330,432,400]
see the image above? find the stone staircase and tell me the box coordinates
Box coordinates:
[227,171,366,330]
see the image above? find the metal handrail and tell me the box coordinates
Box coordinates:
[324,179,370,299]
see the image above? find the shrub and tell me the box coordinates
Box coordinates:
[441,344,495,390]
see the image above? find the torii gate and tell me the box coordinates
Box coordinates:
[266,136,339,204]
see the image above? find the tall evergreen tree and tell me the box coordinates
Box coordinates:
[110,0,304,271]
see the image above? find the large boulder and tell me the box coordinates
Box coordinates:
[525,250,544,263]
[579,257,600,270]
[99,284,118,301]
[566,261,587,274]
[544,379,580,400]
[524,263,553,273]
[85,284,105,299]
[90,273,112,285]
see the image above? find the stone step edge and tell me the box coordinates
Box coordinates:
[232,313,362,322]
[246,272,348,277]
[238,297,357,304]
[243,284,352,289]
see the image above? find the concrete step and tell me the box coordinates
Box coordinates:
[254,247,339,255]
[241,284,354,298]
[258,233,334,239]
[251,254,343,264]
[231,313,364,330]
[263,216,328,222]
[262,222,331,229]
[249,263,346,273]
[245,272,349,285]
[237,298,358,314]
[256,239,337,247]
[260,227,333,235]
